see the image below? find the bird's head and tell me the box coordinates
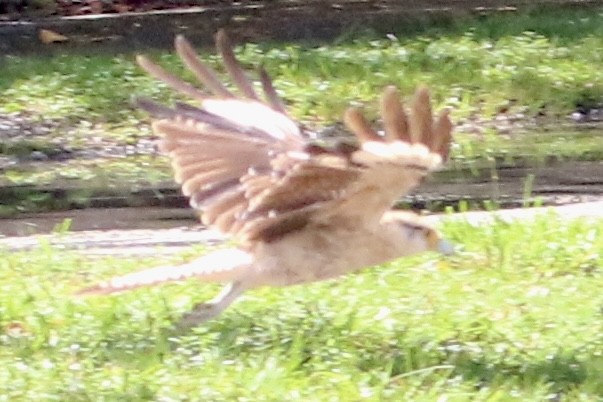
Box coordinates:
[380,211,454,257]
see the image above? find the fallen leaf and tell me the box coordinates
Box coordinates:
[113,4,131,13]
[39,29,69,44]
[89,0,103,14]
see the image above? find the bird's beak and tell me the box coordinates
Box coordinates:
[426,230,454,255]
[437,239,455,256]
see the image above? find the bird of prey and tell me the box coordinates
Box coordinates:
[79,30,454,327]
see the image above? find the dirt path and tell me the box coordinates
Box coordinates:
[425,200,603,225]
[2,201,601,257]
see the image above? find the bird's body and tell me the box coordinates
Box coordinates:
[79,31,454,326]
[243,211,438,287]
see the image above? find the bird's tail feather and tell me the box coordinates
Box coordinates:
[76,248,252,296]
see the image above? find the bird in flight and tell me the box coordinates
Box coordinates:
[79,30,454,327]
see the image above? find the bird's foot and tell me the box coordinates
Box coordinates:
[176,302,221,330]
[174,281,246,330]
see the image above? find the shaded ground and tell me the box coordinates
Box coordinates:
[1,109,601,168]
[2,0,601,55]
[1,156,603,237]
[0,112,157,166]
[4,0,601,20]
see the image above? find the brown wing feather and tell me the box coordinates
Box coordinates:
[138,30,453,246]
[174,35,232,98]
[380,86,409,143]
[215,30,258,100]
[247,164,360,216]
[316,87,451,225]
[409,87,434,144]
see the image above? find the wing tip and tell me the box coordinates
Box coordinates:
[381,84,453,160]
[414,86,431,99]
[343,107,381,143]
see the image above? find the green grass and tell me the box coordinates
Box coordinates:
[1,7,603,206]
[2,7,603,126]
[1,214,602,400]
[0,155,172,187]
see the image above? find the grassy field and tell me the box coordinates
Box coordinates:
[1,7,603,195]
[3,7,603,123]
[2,6,603,401]
[1,213,602,401]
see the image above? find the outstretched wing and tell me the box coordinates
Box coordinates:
[138,30,453,246]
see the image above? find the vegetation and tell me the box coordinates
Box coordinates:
[3,9,603,123]
[1,6,602,399]
[1,7,603,208]
[1,214,602,400]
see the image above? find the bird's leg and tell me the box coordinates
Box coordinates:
[177,281,246,328]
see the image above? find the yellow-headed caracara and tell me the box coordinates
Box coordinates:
[79,31,454,327]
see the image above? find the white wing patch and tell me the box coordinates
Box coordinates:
[202,99,301,141]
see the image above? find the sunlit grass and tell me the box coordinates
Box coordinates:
[1,7,603,209]
[1,214,602,400]
[1,8,603,126]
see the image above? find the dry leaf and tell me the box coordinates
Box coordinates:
[39,29,69,44]
[89,0,103,14]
